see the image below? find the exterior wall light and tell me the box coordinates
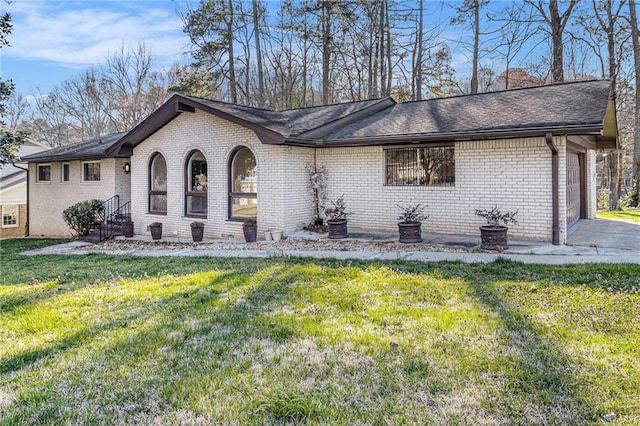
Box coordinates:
[123,162,131,173]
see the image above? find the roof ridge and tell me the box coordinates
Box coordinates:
[278,97,388,113]
[295,97,396,139]
[400,79,611,105]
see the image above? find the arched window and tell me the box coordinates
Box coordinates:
[185,150,207,217]
[229,147,257,220]
[149,153,167,214]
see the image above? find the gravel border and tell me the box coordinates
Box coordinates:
[79,236,480,254]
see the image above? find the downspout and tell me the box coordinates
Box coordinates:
[12,162,30,236]
[545,133,560,245]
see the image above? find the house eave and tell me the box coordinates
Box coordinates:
[24,154,126,163]
[284,124,606,147]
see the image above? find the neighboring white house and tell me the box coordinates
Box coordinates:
[0,139,50,238]
[26,80,617,244]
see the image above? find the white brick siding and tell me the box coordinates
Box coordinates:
[29,158,131,237]
[129,111,589,244]
[317,136,565,242]
[130,111,315,239]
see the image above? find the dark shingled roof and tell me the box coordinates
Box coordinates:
[280,98,388,136]
[181,95,388,137]
[182,96,291,135]
[23,133,127,162]
[323,80,612,141]
[101,79,615,156]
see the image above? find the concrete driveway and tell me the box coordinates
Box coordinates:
[568,218,640,251]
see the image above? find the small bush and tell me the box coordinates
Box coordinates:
[597,187,610,210]
[62,199,104,238]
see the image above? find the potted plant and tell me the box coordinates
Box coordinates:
[121,219,134,238]
[397,203,428,243]
[149,222,162,240]
[324,195,352,239]
[242,219,257,243]
[475,206,518,250]
[190,221,205,242]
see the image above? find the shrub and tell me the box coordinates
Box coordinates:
[475,205,518,227]
[323,195,352,221]
[62,199,104,238]
[397,203,429,224]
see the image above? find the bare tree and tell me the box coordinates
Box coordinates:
[451,0,489,94]
[629,0,640,184]
[3,91,29,132]
[28,44,174,146]
[252,0,266,107]
[523,0,579,83]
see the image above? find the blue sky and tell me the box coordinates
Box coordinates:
[1,1,557,97]
[2,0,190,94]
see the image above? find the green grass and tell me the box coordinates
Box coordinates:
[1,239,639,424]
[597,208,640,222]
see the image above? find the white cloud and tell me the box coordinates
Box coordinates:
[6,1,189,69]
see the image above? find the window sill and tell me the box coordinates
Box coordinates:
[227,217,257,222]
[185,214,207,219]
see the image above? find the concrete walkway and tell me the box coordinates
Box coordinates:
[22,219,640,265]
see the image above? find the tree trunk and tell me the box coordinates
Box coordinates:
[415,0,424,100]
[630,0,640,182]
[252,0,265,107]
[471,0,480,93]
[549,0,564,83]
[385,1,392,96]
[226,0,237,103]
[322,1,331,105]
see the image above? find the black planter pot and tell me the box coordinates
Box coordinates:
[190,223,204,242]
[150,223,162,240]
[398,222,422,243]
[479,226,509,250]
[243,226,257,242]
[122,221,134,238]
[327,219,348,239]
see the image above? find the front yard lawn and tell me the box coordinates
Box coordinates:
[1,239,639,424]
[597,208,640,223]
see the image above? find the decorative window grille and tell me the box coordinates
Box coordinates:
[385,146,454,186]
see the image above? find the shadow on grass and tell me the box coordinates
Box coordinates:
[443,258,596,422]
[2,243,638,423]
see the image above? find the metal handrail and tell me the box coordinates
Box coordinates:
[98,195,120,241]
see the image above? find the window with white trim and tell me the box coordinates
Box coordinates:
[82,161,101,182]
[37,164,51,182]
[229,146,257,220]
[2,205,18,228]
[149,153,167,214]
[61,163,70,182]
[185,151,207,217]
[385,145,455,186]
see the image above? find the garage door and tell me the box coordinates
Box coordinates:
[566,152,581,228]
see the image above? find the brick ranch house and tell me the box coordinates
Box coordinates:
[25,80,617,244]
